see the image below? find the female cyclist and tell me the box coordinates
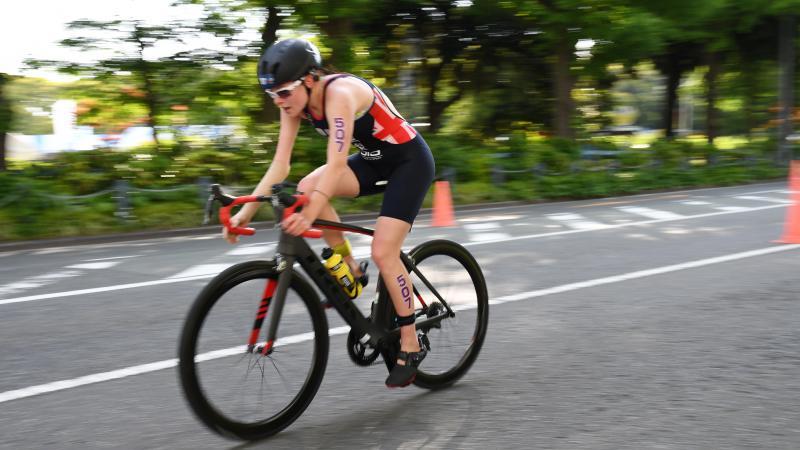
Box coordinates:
[223,38,435,388]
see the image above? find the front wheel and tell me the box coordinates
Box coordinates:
[178,261,329,440]
[379,240,489,389]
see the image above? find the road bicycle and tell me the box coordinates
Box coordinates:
[178,183,489,440]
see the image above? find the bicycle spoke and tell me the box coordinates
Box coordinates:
[182,269,327,431]
[387,241,488,388]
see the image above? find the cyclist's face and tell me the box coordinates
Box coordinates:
[272,77,308,117]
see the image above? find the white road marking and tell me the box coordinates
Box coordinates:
[616,206,684,220]
[169,264,235,279]
[352,246,371,258]
[546,213,609,230]
[460,215,522,223]
[469,232,512,242]
[66,261,122,270]
[738,188,790,195]
[0,274,214,306]
[488,244,800,304]
[0,281,45,294]
[225,244,276,256]
[29,271,81,280]
[679,201,712,206]
[734,195,791,204]
[1,244,797,404]
[32,247,72,255]
[463,222,500,231]
[462,203,786,248]
[0,265,92,297]
[0,203,789,306]
[715,206,750,212]
[83,255,141,262]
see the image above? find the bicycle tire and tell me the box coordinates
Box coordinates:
[378,240,489,389]
[178,260,329,440]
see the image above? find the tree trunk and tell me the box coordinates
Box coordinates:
[134,29,160,149]
[664,64,681,139]
[140,64,161,149]
[552,28,574,139]
[742,65,756,140]
[0,131,6,171]
[705,50,720,144]
[318,18,353,70]
[260,6,281,124]
[777,14,796,165]
[0,73,8,171]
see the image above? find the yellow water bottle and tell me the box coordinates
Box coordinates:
[322,247,362,299]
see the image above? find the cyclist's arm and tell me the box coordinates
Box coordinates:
[237,109,301,220]
[297,83,357,222]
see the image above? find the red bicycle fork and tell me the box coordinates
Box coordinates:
[247,279,277,355]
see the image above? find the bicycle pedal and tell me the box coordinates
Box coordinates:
[418,334,431,351]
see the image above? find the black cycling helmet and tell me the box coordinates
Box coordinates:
[258,38,322,91]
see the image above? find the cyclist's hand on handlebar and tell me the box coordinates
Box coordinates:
[223,213,249,244]
[282,211,313,237]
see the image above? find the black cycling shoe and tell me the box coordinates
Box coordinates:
[385,348,427,388]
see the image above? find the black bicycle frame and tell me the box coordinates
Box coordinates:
[261,219,453,354]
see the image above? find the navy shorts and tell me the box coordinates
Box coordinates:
[347,135,435,225]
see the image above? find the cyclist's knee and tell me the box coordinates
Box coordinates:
[370,240,400,271]
[297,175,316,194]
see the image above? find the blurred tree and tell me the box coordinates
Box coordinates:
[27,19,228,149]
[581,5,667,132]
[499,1,666,138]
[631,0,727,138]
[732,16,780,139]
[60,78,149,133]
[770,1,799,163]
[238,1,284,124]
[0,73,11,171]
[362,1,498,132]
[690,0,775,144]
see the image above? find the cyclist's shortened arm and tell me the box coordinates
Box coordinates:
[241,110,301,218]
[302,84,357,219]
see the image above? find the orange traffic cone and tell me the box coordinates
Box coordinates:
[432,180,455,227]
[777,160,800,243]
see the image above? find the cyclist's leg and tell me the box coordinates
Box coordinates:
[371,216,420,358]
[371,138,434,377]
[297,163,364,274]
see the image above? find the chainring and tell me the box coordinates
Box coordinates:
[346,329,381,366]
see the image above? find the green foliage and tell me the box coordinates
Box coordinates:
[2,0,796,239]
[0,133,787,241]
[0,73,12,134]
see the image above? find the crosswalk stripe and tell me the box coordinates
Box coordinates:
[734,195,791,204]
[616,206,684,220]
[169,264,235,279]
[469,232,512,242]
[546,213,608,230]
[225,244,276,256]
[66,261,122,270]
[463,222,500,231]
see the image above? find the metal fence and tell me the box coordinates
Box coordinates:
[0,154,773,220]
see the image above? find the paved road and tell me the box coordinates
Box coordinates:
[1,182,799,449]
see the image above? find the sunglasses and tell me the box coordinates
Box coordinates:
[265,79,304,99]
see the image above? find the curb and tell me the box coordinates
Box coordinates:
[0,200,529,252]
